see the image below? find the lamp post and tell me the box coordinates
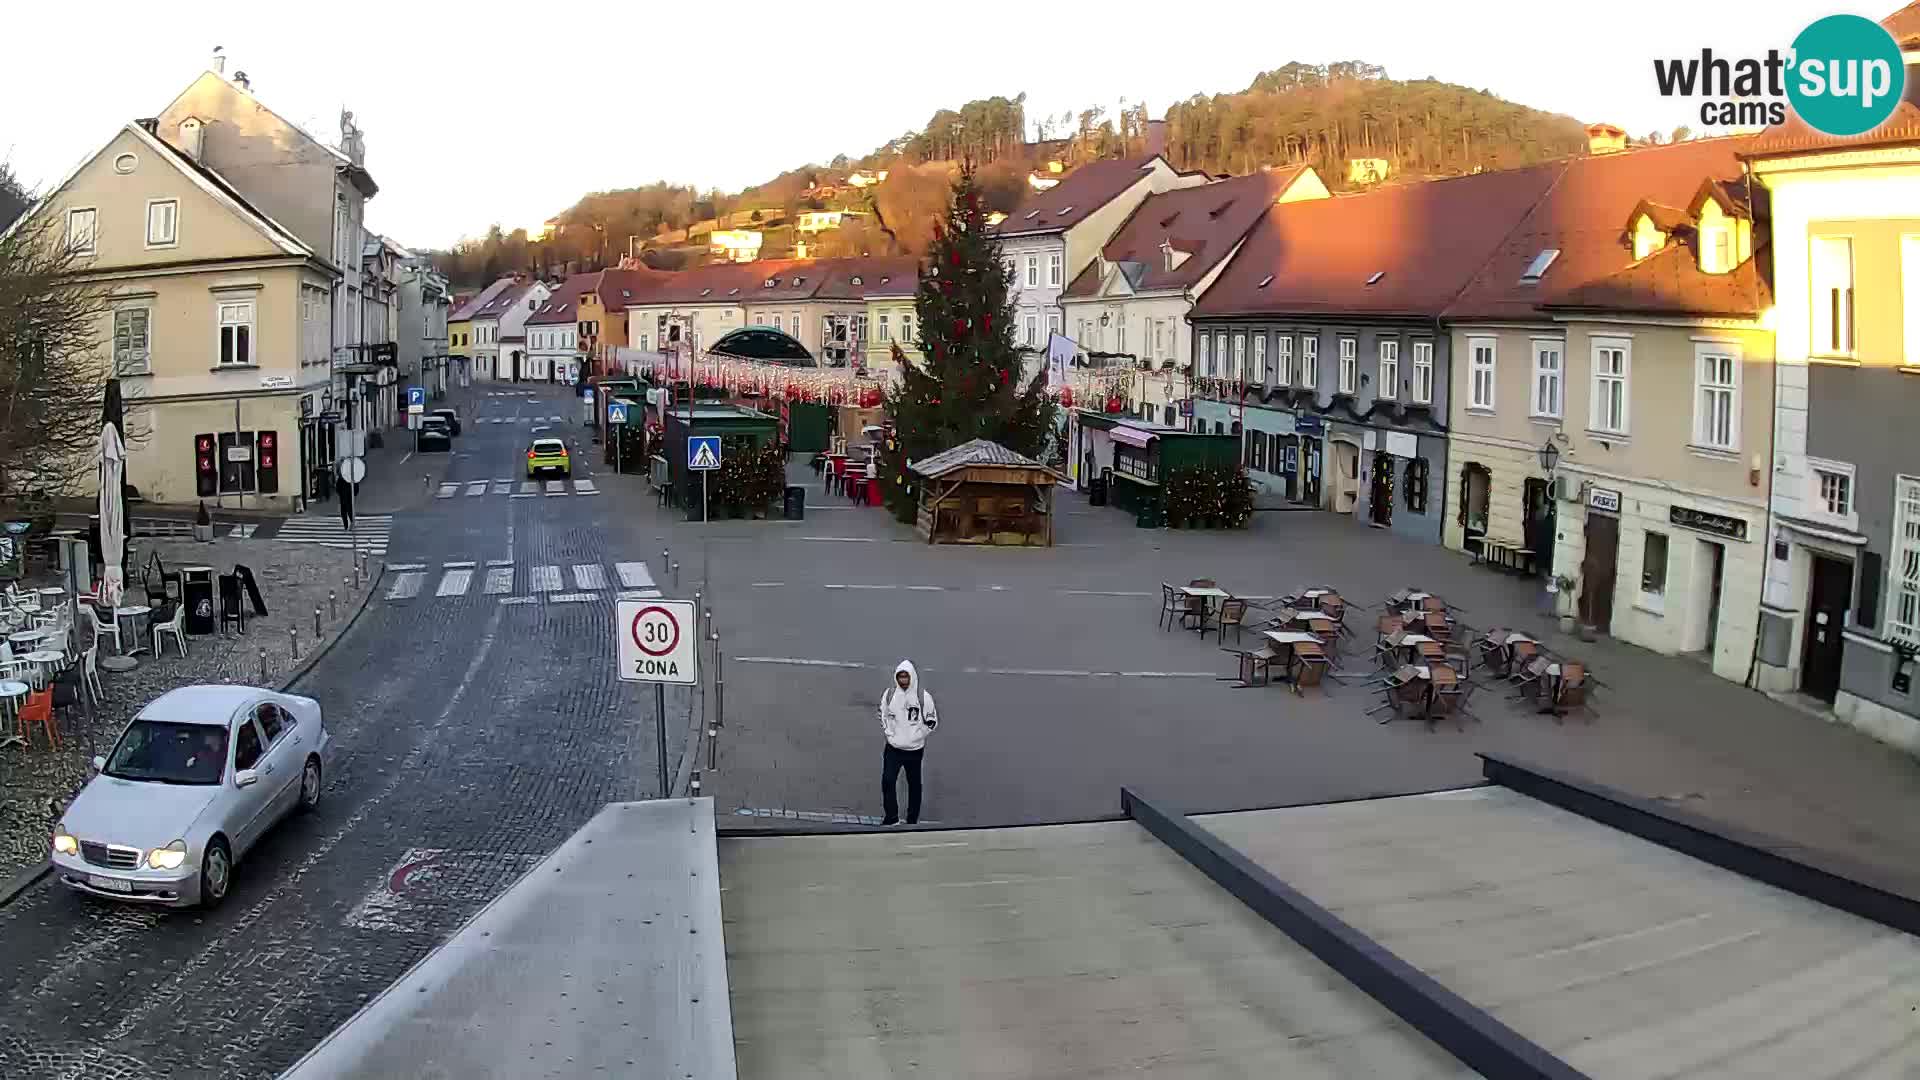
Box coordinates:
[1536,439,1559,475]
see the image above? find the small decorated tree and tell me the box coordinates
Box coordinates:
[882,163,1056,522]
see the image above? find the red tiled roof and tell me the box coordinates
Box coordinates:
[811,255,922,300]
[992,156,1167,238]
[1541,242,1771,318]
[1446,137,1753,321]
[1193,164,1563,319]
[473,279,538,320]
[449,277,518,322]
[1884,2,1920,46]
[1742,100,1920,158]
[614,257,925,306]
[598,266,677,312]
[1063,167,1312,299]
[527,272,599,326]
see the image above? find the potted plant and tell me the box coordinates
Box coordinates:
[193,501,214,543]
[1552,574,1577,634]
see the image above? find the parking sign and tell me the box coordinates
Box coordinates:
[406,386,425,415]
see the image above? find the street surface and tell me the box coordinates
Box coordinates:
[5,382,1920,1078]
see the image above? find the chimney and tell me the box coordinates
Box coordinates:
[179,117,204,161]
[1586,122,1627,155]
[212,45,225,75]
[233,70,251,92]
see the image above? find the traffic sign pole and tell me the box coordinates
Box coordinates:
[655,683,668,798]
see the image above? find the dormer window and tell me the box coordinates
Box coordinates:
[1632,216,1666,260]
[764,278,777,288]
[1208,201,1232,218]
[879,276,890,285]
[700,288,712,297]
[1024,209,1040,220]
[791,277,804,286]
[1365,271,1386,286]
[1519,249,1560,283]
[850,275,863,285]
[1699,224,1733,274]
[622,290,631,298]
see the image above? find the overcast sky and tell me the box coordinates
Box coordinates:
[3,1,1829,250]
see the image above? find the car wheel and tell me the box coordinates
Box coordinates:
[297,757,322,813]
[199,837,232,910]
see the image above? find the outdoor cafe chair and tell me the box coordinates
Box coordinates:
[1367,665,1426,722]
[15,687,57,750]
[1289,641,1330,695]
[1378,587,1413,610]
[1223,644,1278,687]
[1548,662,1594,722]
[1510,655,1552,701]
[1424,610,1454,642]
[1440,638,1474,682]
[1215,598,1251,644]
[1429,666,1476,729]
[1157,584,1182,632]
[80,645,102,705]
[151,604,188,659]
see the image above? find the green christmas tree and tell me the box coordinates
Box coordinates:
[882,163,1057,522]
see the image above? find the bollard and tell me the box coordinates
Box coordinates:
[289,626,299,662]
[672,561,680,587]
[258,647,268,683]
[707,722,718,770]
[661,547,670,572]
[690,770,702,798]
[314,605,322,639]
[329,590,337,620]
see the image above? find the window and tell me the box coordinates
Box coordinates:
[1807,458,1858,530]
[1591,338,1630,434]
[1025,256,1037,287]
[1274,335,1293,384]
[1519,248,1561,283]
[1116,321,1127,355]
[1404,458,1429,514]
[146,199,178,247]
[1811,236,1854,356]
[1152,320,1164,360]
[256,704,285,742]
[65,208,96,254]
[1024,312,1037,346]
[1047,310,1061,338]
[1378,340,1399,399]
[1301,336,1319,387]
[1337,337,1357,394]
[1252,335,1267,383]
[234,721,263,772]
[1891,476,1920,643]
[1641,531,1670,598]
[1047,253,1062,287]
[1700,226,1732,273]
[1693,344,1740,451]
[1467,337,1496,409]
[1199,332,1213,376]
[878,314,891,342]
[1411,341,1433,403]
[771,315,782,333]
[1818,468,1852,518]
[1215,333,1228,380]
[218,300,254,366]
[1232,333,1246,381]
[113,308,150,375]
[902,313,914,342]
[1531,340,1562,418]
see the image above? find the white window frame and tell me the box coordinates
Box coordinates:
[1903,235,1920,367]
[1252,334,1267,383]
[1805,457,1859,532]
[1700,223,1732,273]
[1232,333,1246,382]
[1215,333,1228,380]
[1047,252,1062,287]
[65,207,96,255]
[1116,320,1127,356]
[1199,332,1213,377]
[1891,474,1920,644]
[878,313,891,342]
[1692,342,1741,452]
[902,312,914,342]
[1274,335,1293,385]
[1152,320,1164,360]
[1411,340,1433,403]
[217,299,255,367]
[1530,339,1563,419]
[1047,310,1061,338]
[1337,337,1357,394]
[1025,255,1038,288]
[1023,312,1037,347]
[1590,337,1631,435]
[1377,339,1399,399]
[1811,235,1855,358]
[113,306,151,376]
[145,198,179,249]
[1467,336,1496,410]
[1301,336,1319,387]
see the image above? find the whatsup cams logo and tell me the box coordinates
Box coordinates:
[1654,13,1906,136]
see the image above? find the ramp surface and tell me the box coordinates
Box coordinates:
[719,820,1474,1079]
[281,798,735,1079]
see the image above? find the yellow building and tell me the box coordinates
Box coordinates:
[16,120,339,509]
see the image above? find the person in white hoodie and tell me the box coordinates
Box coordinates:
[877,659,938,825]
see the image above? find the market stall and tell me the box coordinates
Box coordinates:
[909,439,1056,547]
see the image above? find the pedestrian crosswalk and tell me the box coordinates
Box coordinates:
[270,513,393,556]
[474,415,569,424]
[383,560,661,604]
[437,478,598,499]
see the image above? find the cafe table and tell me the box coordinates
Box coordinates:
[1179,585,1231,635]
[1263,630,1321,682]
[101,604,151,672]
[8,628,47,650]
[23,649,64,689]
[0,679,25,748]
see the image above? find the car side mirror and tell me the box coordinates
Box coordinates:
[234,769,260,788]
[91,756,105,772]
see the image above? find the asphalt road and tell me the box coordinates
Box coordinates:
[0,383,686,1080]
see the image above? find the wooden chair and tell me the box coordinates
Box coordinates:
[1224,645,1279,687]
[16,687,57,749]
[1290,641,1330,695]
[1379,587,1412,610]
[1474,629,1510,675]
[1424,610,1453,642]
[1157,584,1182,632]
[1216,598,1251,643]
[1369,665,1425,722]
[1550,663,1594,721]
[1317,595,1351,637]
[1420,594,1446,613]
[1507,639,1542,677]
[1510,655,1551,701]
[1429,666,1475,729]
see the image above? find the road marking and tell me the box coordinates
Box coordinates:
[905,585,946,591]
[387,563,426,571]
[518,481,538,495]
[400,451,413,465]
[800,536,875,542]
[572,564,607,590]
[549,592,596,603]
[736,656,868,669]
[465,481,487,497]
[614,562,655,589]
[732,807,892,826]
[498,596,537,606]
[436,569,472,597]
[532,426,550,434]
[845,584,896,590]
[486,558,515,567]
[573,478,598,495]
[749,582,784,588]
[483,567,514,594]
[509,493,538,499]
[986,668,1085,677]
[1062,589,1154,597]
[443,560,476,569]
[1119,671,1218,678]
[435,484,458,499]
[906,841,971,849]
[616,589,662,599]
[385,572,424,600]
[492,480,514,495]
[530,565,562,592]
[545,480,565,495]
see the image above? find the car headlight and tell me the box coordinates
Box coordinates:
[147,840,188,871]
[51,831,77,856]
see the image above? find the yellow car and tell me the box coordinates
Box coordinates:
[526,438,571,479]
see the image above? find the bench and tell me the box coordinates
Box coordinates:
[1467,535,1535,576]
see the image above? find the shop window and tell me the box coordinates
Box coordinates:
[1403,457,1428,514]
[1459,462,1491,533]
[1641,531,1670,598]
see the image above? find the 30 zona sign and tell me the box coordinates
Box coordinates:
[616,598,698,684]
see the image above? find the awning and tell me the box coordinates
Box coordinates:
[1776,514,1868,547]
[1110,426,1158,449]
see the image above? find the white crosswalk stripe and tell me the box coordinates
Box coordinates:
[572,564,606,590]
[436,483,458,498]
[573,478,598,495]
[531,565,562,592]
[518,481,538,495]
[545,480,564,495]
[614,562,654,589]
[492,480,513,495]
[385,571,424,600]
[436,568,472,596]
[484,567,514,594]
[272,513,392,556]
[465,481,487,497]
[381,558,664,604]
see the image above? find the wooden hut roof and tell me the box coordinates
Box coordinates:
[908,439,1045,479]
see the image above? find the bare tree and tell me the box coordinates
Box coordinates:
[0,199,130,499]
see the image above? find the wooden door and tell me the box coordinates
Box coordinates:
[1801,555,1853,703]
[1580,512,1619,633]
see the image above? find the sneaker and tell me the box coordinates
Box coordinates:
[880,818,898,827]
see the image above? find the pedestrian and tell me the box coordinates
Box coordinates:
[877,659,938,826]
[337,475,355,533]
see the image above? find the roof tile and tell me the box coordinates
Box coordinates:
[1064,168,1311,299]
[993,156,1168,238]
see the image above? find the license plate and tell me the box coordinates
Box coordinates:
[87,875,133,893]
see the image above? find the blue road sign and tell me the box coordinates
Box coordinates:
[583,387,596,405]
[608,402,629,424]
[406,386,425,408]
[687,435,722,471]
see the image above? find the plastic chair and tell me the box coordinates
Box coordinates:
[16,687,57,749]
[80,645,102,705]
[151,604,188,658]
[82,605,122,655]
[0,643,31,684]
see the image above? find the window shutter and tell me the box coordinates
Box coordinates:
[1858,549,1883,629]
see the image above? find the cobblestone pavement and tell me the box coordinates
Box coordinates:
[0,537,370,886]
[0,384,678,1080]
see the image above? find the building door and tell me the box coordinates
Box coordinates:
[1522,478,1556,578]
[1694,539,1726,655]
[1281,437,1300,502]
[1368,453,1394,526]
[1331,440,1359,514]
[1801,555,1853,703]
[1580,512,1619,633]
[1301,440,1323,506]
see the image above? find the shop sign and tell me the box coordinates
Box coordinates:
[1587,486,1622,513]
[1294,413,1325,435]
[1670,504,1749,542]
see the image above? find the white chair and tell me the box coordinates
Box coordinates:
[0,643,31,684]
[151,605,187,659]
[83,605,121,655]
[80,644,103,704]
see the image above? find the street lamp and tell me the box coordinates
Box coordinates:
[1537,438,1560,474]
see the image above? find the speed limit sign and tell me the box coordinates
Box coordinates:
[616,598,697,684]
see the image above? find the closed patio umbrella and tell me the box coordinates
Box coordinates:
[97,420,126,609]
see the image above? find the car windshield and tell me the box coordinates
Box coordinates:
[102,719,228,785]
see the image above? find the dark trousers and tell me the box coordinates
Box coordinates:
[881,744,924,824]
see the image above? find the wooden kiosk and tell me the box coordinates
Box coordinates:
[910,439,1056,546]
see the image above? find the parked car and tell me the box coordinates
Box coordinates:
[526,437,571,478]
[50,685,331,909]
[416,417,453,453]
[428,408,461,436]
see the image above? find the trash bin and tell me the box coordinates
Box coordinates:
[182,566,216,635]
[1088,477,1107,507]
[783,484,806,521]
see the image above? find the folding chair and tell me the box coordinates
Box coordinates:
[1289,641,1331,696]
[1428,665,1472,730]
[1509,655,1550,701]
[1223,645,1278,687]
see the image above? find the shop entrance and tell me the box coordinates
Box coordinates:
[1801,554,1853,703]
[1580,511,1619,633]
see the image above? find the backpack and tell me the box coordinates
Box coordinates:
[881,686,925,721]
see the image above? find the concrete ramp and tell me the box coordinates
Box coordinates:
[282,798,735,1080]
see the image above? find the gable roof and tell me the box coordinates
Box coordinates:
[597,266,677,312]
[450,277,519,322]
[1194,164,1563,320]
[908,439,1045,478]
[527,272,599,326]
[1064,168,1310,299]
[811,255,921,300]
[1540,241,1770,318]
[1884,2,1920,47]
[158,71,378,197]
[471,279,539,322]
[1445,137,1752,321]
[993,156,1167,238]
[1741,100,1920,158]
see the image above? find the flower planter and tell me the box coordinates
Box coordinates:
[1557,615,1575,634]
[193,523,214,543]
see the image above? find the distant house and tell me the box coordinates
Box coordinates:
[710,230,762,262]
[1347,158,1391,185]
[796,210,861,234]
[846,170,888,188]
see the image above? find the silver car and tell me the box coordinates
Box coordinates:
[50,685,331,909]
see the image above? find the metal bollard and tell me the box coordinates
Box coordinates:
[707,720,718,771]
[314,605,322,639]
[672,561,680,587]
[661,547,670,572]
[289,626,299,661]
[329,590,337,620]
[258,647,268,683]
[690,770,702,798]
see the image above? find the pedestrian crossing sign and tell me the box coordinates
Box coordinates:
[688,435,722,471]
